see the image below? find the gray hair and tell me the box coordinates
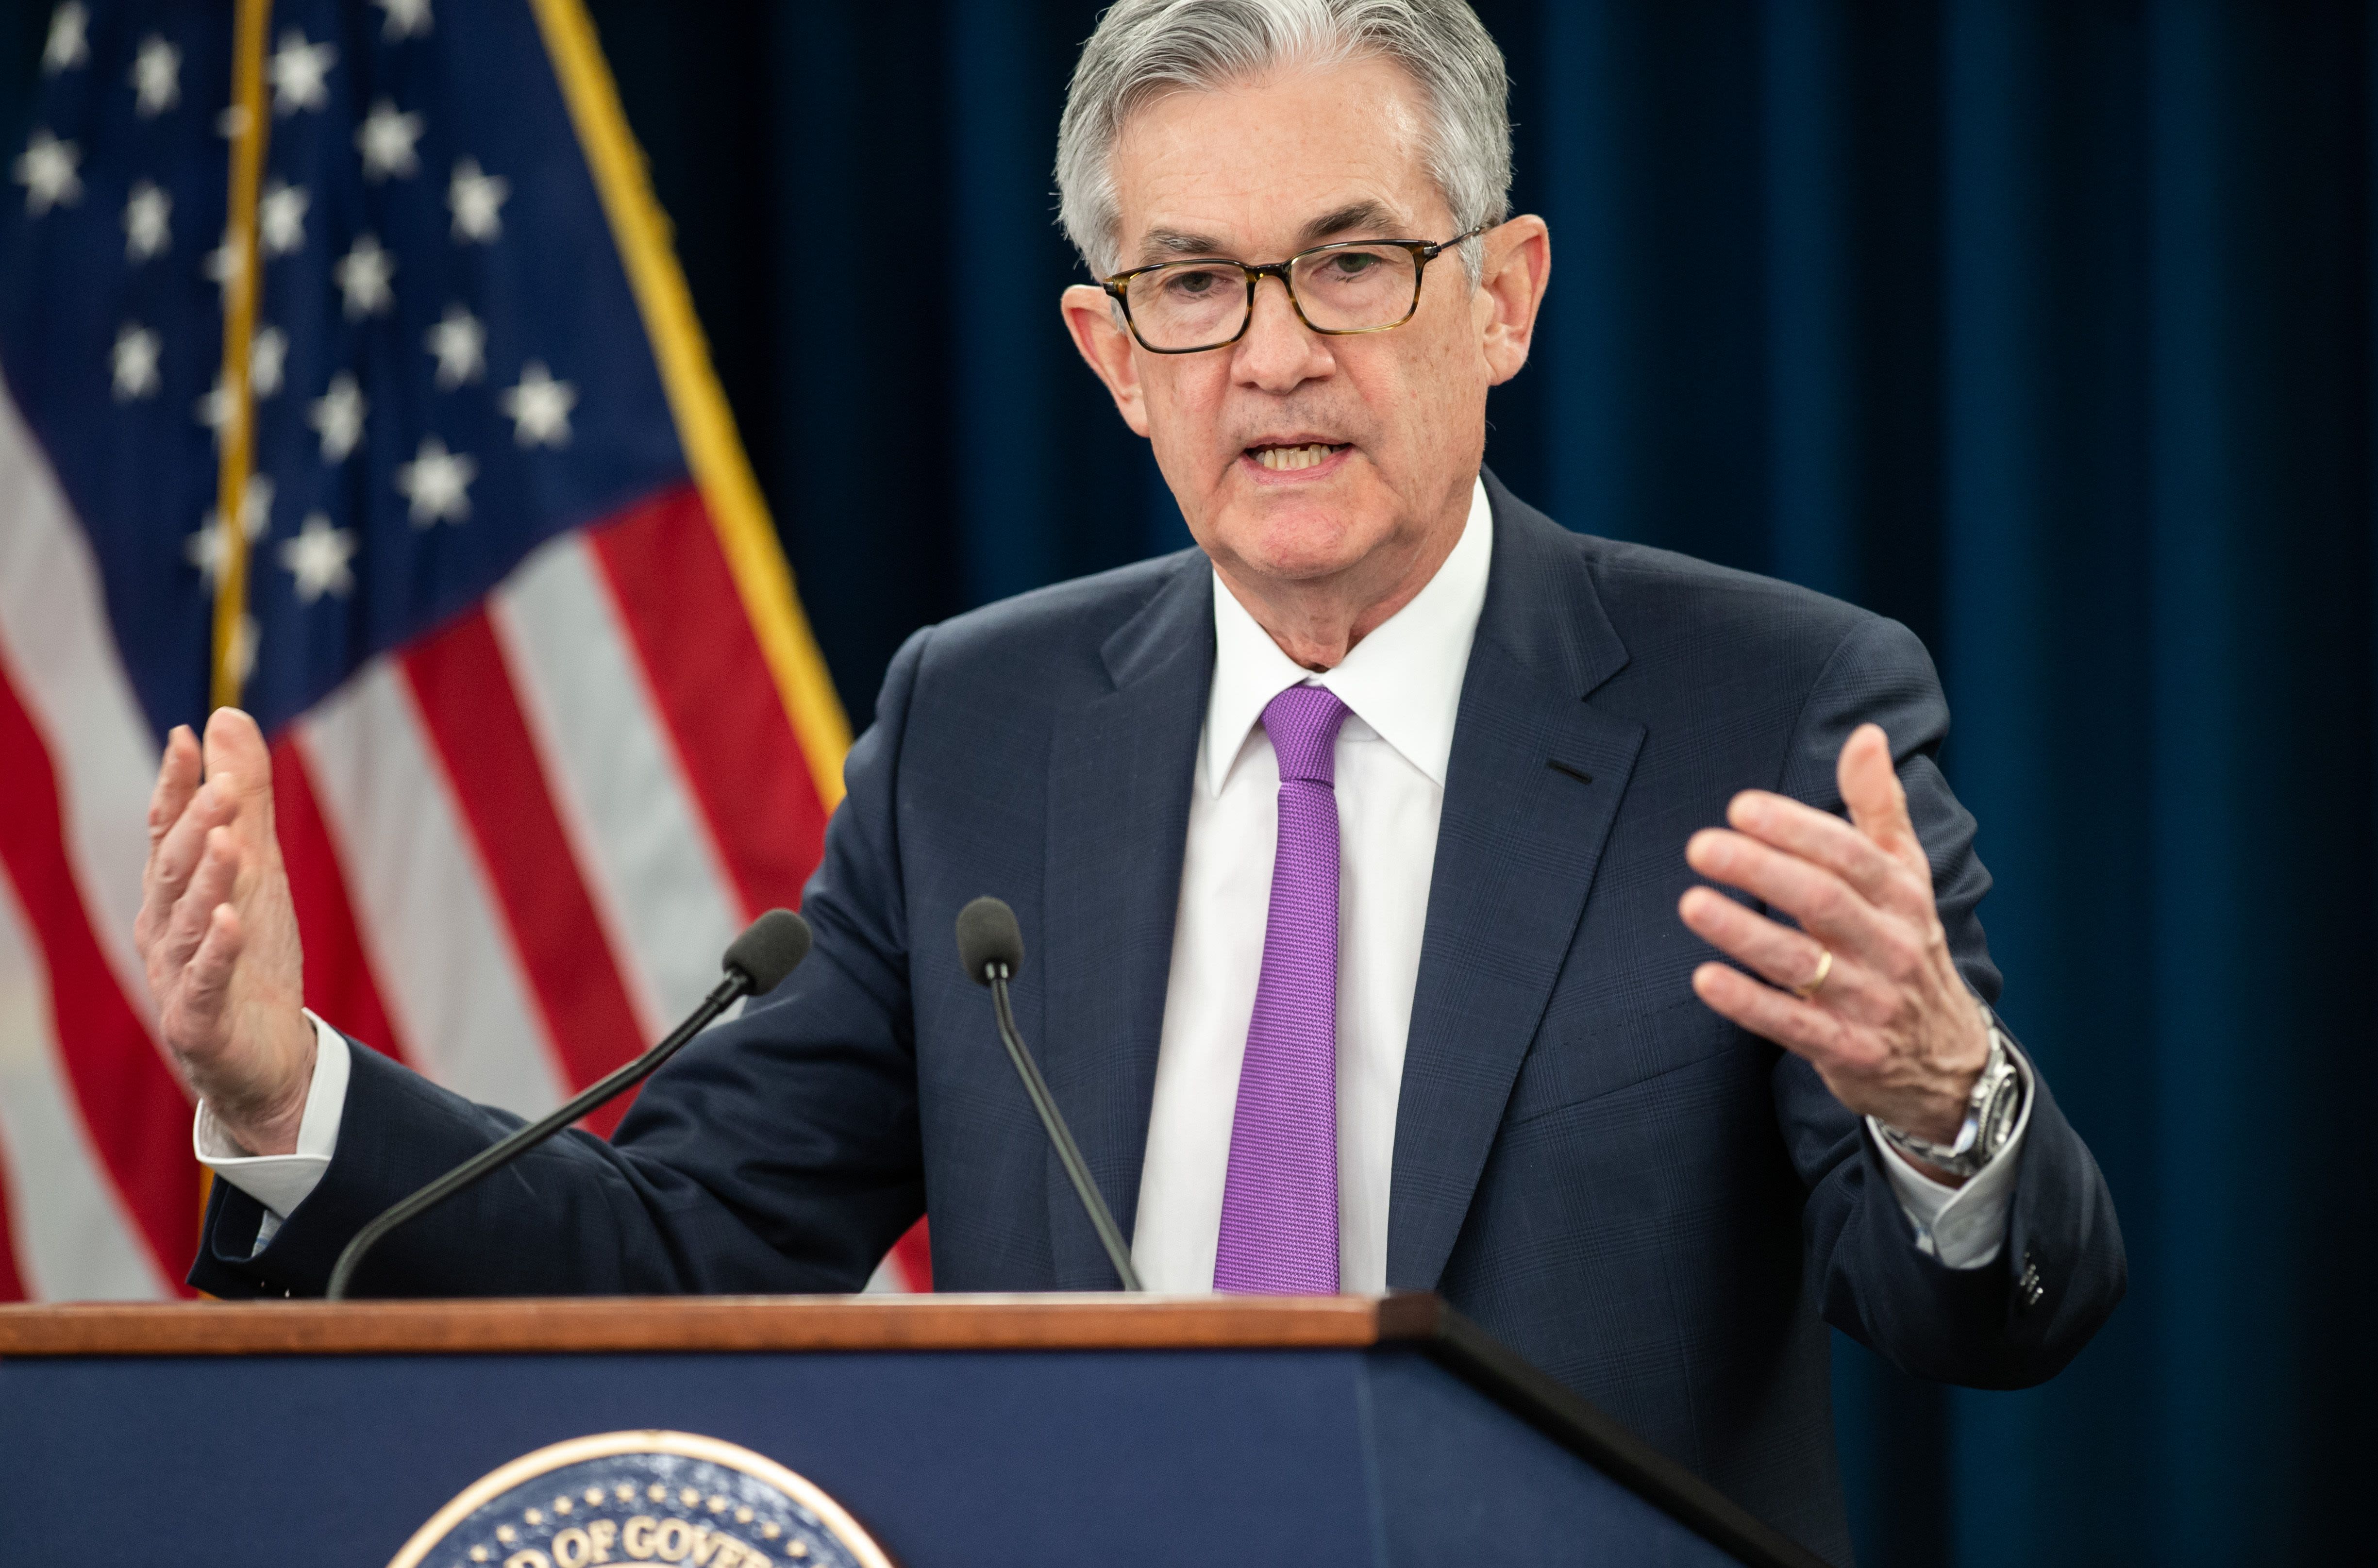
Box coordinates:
[1055,0,1512,286]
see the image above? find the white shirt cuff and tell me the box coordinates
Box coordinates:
[1866,1045,2035,1270]
[193,1012,351,1250]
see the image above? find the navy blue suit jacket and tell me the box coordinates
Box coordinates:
[195,475,2125,1562]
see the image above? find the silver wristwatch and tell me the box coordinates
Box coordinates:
[1874,1009,2026,1180]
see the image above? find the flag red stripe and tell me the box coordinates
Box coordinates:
[0,654,195,1290]
[270,735,409,1069]
[0,1140,26,1301]
[588,486,830,917]
[401,609,648,1133]
[889,1216,932,1291]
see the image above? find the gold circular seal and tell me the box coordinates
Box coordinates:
[385,1430,896,1568]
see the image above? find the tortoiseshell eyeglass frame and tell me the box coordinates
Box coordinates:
[1099,223,1490,354]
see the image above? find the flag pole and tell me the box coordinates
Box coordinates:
[211,0,273,712]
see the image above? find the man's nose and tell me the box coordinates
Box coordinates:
[1232,272,1332,390]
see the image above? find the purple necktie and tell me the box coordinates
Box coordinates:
[1214,684,1351,1295]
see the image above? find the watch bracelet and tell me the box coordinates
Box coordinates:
[1875,1017,2021,1176]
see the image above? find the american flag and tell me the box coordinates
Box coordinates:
[0,0,930,1297]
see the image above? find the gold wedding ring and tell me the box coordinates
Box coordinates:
[1793,946,1833,1001]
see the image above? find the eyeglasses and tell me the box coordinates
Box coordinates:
[1100,224,1489,354]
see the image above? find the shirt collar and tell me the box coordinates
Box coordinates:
[1203,475,1492,797]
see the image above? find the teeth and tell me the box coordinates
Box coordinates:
[1254,443,1337,471]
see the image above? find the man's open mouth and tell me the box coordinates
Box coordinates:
[1247,442,1349,472]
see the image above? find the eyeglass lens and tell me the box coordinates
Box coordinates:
[1124,245,1421,351]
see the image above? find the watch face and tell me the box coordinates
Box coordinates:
[1979,1070,2024,1152]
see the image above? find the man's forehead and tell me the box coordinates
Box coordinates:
[1106,56,1443,266]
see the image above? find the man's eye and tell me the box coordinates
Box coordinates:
[1161,267,1231,298]
[1322,251,1381,277]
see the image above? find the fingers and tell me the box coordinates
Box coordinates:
[147,726,200,848]
[1677,886,1894,1022]
[135,775,235,953]
[172,902,244,1059]
[1837,723,1924,877]
[1690,961,1867,1069]
[1686,826,1913,969]
[155,825,239,986]
[200,706,275,825]
[136,726,204,946]
[143,707,276,963]
[1724,789,1933,920]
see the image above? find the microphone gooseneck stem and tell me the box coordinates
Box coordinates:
[988,967,1143,1292]
[324,967,753,1301]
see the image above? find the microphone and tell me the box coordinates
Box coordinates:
[956,897,1143,1291]
[325,909,813,1301]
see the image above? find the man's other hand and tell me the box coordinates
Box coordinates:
[1677,723,1990,1177]
[133,707,314,1156]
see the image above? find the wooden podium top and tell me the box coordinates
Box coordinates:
[0,1292,1447,1357]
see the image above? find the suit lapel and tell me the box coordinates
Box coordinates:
[1386,479,1644,1290]
[1038,556,1213,1288]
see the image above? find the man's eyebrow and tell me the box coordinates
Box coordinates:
[1298,200,1401,247]
[1139,227,1229,264]
[1131,201,1408,267]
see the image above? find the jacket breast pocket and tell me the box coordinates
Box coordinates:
[1503,996,1747,1127]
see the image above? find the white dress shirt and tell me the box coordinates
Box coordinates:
[202,477,2023,1275]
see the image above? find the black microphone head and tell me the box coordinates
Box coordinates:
[955,897,1024,985]
[724,908,811,994]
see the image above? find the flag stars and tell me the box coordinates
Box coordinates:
[14,130,81,216]
[123,180,169,261]
[185,475,274,587]
[227,612,260,686]
[447,158,507,242]
[371,0,433,40]
[396,435,475,526]
[279,513,357,603]
[426,304,485,389]
[43,5,88,75]
[356,100,423,182]
[131,34,180,116]
[310,372,366,463]
[269,31,335,117]
[334,234,395,318]
[111,323,160,401]
[372,0,434,41]
[251,325,287,398]
[195,373,235,446]
[205,229,246,307]
[258,179,308,257]
[500,362,576,448]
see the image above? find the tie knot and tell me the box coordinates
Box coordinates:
[1261,684,1350,784]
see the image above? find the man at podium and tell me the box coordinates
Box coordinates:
[132,0,2123,1558]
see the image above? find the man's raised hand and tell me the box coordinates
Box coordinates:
[1676,723,1989,1172]
[133,707,314,1156]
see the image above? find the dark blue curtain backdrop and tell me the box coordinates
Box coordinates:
[0,1,2367,1562]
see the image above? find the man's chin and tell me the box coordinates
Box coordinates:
[1207,509,1378,586]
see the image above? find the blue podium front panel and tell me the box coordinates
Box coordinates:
[0,1344,1746,1566]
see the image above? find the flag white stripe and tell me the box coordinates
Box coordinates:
[0,861,168,1300]
[295,667,567,1117]
[491,533,747,1034]
[0,385,162,1034]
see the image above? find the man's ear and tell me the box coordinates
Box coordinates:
[1474,216,1551,386]
[1061,284,1150,436]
